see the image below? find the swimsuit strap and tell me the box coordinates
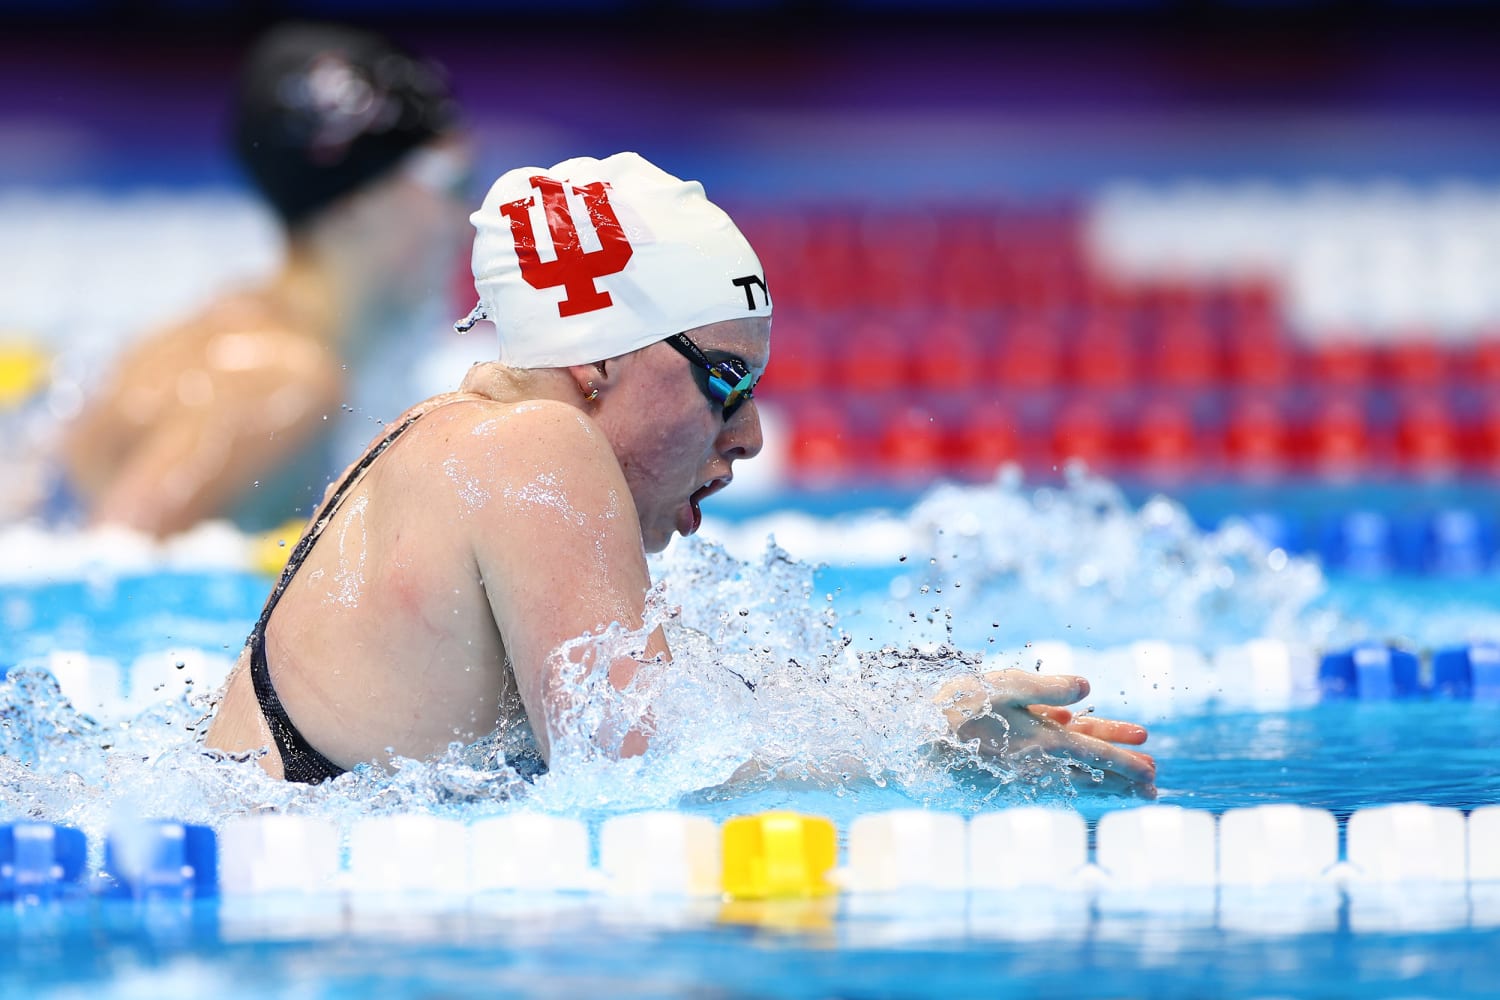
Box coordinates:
[254,410,423,634]
[246,409,426,782]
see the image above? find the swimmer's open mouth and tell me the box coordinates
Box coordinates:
[688,476,732,531]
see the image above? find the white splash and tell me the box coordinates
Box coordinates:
[328,494,369,608]
[0,469,1388,856]
[502,472,585,525]
[901,466,1330,649]
[442,455,491,513]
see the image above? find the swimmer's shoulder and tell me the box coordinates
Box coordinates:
[403,394,609,457]
[384,394,626,508]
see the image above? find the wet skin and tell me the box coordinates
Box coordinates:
[206,315,1155,796]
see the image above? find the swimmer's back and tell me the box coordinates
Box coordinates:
[209,386,653,773]
[61,288,344,536]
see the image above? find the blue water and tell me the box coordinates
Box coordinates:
[3,478,1500,998]
[4,896,1500,1000]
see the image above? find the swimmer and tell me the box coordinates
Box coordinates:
[58,21,472,537]
[204,152,1156,796]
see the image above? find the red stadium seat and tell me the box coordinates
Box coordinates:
[1382,336,1449,387]
[953,402,1023,480]
[1006,248,1072,313]
[1133,398,1201,478]
[802,209,863,310]
[1470,401,1500,470]
[1224,396,1290,479]
[1152,312,1221,387]
[856,209,938,311]
[1069,312,1136,388]
[1222,278,1279,330]
[996,312,1063,388]
[1142,278,1210,322]
[763,319,829,394]
[1395,394,1461,478]
[877,403,949,480]
[1225,315,1297,386]
[787,401,856,482]
[1307,340,1375,387]
[913,313,990,391]
[1076,274,1136,317]
[934,208,1008,309]
[839,316,910,392]
[1051,398,1116,472]
[1304,395,1372,478]
[1465,336,1500,384]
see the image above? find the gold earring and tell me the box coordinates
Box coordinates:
[585,381,599,401]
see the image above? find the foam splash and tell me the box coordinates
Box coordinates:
[901,465,1330,649]
[0,470,1340,847]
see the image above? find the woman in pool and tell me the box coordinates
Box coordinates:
[204,152,1156,795]
[58,22,472,537]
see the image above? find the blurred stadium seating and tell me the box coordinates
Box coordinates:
[2,0,1498,498]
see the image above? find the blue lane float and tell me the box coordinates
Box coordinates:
[0,822,87,900]
[1318,641,1424,699]
[99,820,218,900]
[1433,641,1500,700]
[1240,506,1497,577]
[1421,508,1495,577]
[1320,641,1500,701]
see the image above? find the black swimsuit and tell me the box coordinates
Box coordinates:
[248,412,421,784]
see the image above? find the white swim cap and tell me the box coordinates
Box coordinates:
[456,151,771,369]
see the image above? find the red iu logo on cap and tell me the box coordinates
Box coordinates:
[499,175,634,317]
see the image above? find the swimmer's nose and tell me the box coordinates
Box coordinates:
[721,398,764,462]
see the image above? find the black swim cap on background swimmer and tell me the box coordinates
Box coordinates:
[232,22,459,228]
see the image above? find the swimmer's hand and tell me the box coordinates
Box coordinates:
[935,670,1157,798]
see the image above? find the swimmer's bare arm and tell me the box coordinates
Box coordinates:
[458,403,1154,792]
[467,402,663,766]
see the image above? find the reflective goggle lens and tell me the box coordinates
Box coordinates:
[707,363,757,419]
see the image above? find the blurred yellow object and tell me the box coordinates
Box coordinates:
[250,518,307,577]
[0,340,49,410]
[721,811,837,900]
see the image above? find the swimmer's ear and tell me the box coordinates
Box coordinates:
[565,362,607,403]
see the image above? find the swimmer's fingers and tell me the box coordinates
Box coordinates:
[1028,700,1150,746]
[980,670,1089,710]
[1031,705,1073,726]
[1054,730,1157,790]
[1058,713,1149,746]
[937,672,1087,727]
[1074,762,1158,800]
[958,713,1158,797]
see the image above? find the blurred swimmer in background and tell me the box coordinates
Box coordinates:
[56,21,473,537]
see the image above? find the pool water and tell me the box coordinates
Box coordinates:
[3,889,1500,999]
[3,473,1500,998]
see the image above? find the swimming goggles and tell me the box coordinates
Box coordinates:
[665,332,760,421]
